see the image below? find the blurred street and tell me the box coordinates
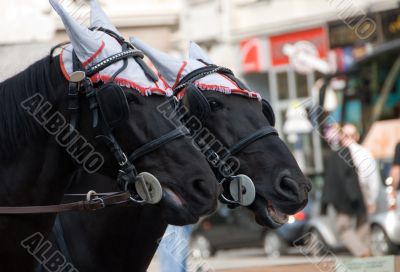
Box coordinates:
[150,249,400,271]
[149,248,324,272]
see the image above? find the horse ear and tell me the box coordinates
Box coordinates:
[188,41,214,64]
[130,37,184,87]
[262,99,276,126]
[89,0,120,34]
[49,0,103,63]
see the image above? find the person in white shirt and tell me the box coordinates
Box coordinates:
[342,124,381,214]
[335,124,381,257]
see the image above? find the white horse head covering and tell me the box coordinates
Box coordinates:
[130,38,261,100]
[50,0,172,96]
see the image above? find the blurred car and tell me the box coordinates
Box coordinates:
[369,186,400,256]
[190,202,312,258]
[190,206,265,258]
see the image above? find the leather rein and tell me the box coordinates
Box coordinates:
[0,192,131,214]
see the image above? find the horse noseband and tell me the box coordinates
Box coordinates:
[174,65,278,208]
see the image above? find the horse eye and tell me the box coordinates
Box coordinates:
[208,100,223,111]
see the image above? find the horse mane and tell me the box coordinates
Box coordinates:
[0,56,63,160]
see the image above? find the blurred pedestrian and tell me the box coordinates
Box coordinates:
[322,124,380,257]
[159,225,193,272]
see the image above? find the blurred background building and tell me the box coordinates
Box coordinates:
[0,0,181,80]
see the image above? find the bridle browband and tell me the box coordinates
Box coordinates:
[174,64,278,208]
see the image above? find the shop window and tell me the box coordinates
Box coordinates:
[243,72,270,100]
[277,72,289,100]
[296,73,309,98]
[301,133,316,171]
[281,106,315,172]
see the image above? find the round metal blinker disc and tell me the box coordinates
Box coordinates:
[69,71,86,83]
[135,172,163,204]
[229,175,256,207]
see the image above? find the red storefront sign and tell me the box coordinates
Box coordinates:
[240,38,262,73]
[269,27,328,67]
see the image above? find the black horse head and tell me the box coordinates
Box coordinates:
[131,39,312,228]
[49,0,218,225]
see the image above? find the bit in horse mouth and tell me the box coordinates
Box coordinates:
[164,187,184,206]
[266,201,289,225]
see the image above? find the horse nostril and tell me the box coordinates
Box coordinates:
[276,176,301,201]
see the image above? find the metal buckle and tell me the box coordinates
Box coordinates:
[86,190,106,210]
[119,153,128,166]
[135,173,163,204]
[125,173,163,205]
[219,175,256,207]
[91,198,106,209]
[228,175,256,207]
[129,195,146,204]
[209,151,220,166]
[86,190,98,201]
[204,149,220,166]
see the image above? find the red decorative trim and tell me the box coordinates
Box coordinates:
[172,61,187,89]
[177,82,261,101]
[82,41,106,67]
[59,48,70,81]
[90,74,170,96]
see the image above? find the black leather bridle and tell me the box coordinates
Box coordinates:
[174,64,278,208]
[67,28,189,204]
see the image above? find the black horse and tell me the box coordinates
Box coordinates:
[52,44,312,272]
[132,39,312,227]
[0,1,218,271]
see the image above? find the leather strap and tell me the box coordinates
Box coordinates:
[128,127,190,162]
[224,127,278,159]
[0,192,130,214]
[174,65,234,95]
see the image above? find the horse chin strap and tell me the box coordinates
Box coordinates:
[174,65,279,209]
[66,28,185,205]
